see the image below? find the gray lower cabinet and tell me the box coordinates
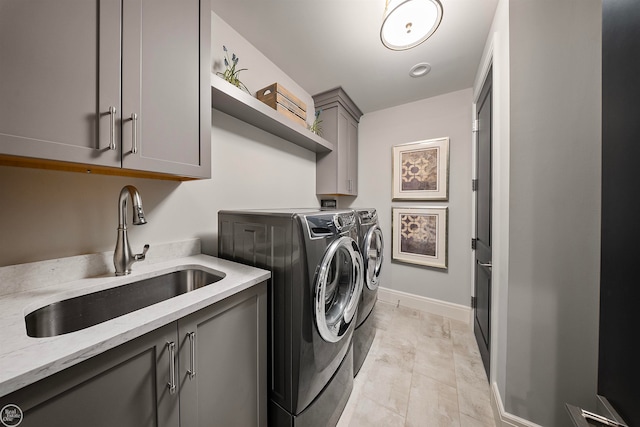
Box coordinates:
[1,322,179,427]
[0,0,210,179]
[313,87,363,196]
[178,283,267,427]
[0,283,266,427]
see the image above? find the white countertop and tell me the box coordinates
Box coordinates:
[0,253,270,397]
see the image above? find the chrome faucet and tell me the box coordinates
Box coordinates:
[114,185,150,276]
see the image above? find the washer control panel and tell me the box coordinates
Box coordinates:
[356,209,378,225]
[305,212,356,238]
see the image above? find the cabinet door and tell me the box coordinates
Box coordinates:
[178,282,267,427]
[0,0,121,168]
[314,87,361,196]
[121,0,211,178]
[346,115,358,195]
[335,107,351,195]
[0,323,179,427]
[316,105,340,194]
[316,105,357,195]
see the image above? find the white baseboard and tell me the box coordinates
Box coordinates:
[377,286,471,324]
[491,382,543,427]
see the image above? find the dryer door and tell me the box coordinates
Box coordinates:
[314,236,364,343]
[363,225,384,290]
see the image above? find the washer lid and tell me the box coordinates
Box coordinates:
[314,236,364,343]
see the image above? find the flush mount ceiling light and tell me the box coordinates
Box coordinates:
[409,62,431,77]
[380,0,443,51]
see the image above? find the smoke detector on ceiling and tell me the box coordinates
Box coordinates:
[409,62,432,77]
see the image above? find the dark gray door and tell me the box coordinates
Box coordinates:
[599,0,640,424]
[0,0,121,167]
[474,68,492,378]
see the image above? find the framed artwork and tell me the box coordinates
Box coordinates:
[392,207,448,269]
[392,137,449,200]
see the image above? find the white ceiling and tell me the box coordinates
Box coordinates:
[210,0,498,114]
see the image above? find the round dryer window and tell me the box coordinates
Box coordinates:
[364,225,384,290]
[314,236,364,343]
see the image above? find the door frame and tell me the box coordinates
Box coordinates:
[473,64,493,379]
[472,44,499,385]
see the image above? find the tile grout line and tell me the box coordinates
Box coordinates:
[402,363,414,426]
[449,325,465,426]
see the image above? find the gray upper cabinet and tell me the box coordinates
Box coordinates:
[0,0,210,180]
[121,0,210,178]
[313,88,362,196]
[0,0,121,168]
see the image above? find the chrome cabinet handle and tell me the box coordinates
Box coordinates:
[187,332,196,379]
[108,106,117,150]
[131,113,138,154]
[167,341,177,395]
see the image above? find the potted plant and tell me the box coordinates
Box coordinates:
[309,109,323,136]
[216,45,249,94]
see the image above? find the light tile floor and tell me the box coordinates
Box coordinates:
[337,301,497,427]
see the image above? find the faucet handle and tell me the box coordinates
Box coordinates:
[134,244,150,261]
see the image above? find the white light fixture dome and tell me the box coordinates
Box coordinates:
[380,0,443,51]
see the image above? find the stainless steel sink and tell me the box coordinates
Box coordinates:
[25,267,225,338]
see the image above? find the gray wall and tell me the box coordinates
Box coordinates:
[0,110,318,267]
[354,89,473,306]
[504,0,601,425]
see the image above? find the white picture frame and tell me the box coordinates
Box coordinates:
[392,137,449,200]
[392,206,448,269]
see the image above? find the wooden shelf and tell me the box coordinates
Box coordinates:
[211,75,333,153]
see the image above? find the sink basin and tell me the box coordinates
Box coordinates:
[25,267,225,338]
